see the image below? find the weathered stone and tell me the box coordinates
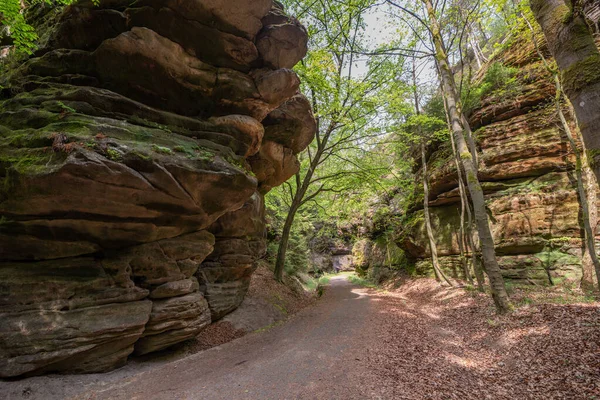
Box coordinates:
[249,140,300,193]
[150,279,200,299]
[209,192,266,238]
[209,115,264,157]
[251,68,300,107]
[405,173,583,261]
[199,237,266,320]
[201,278,255,321]
[256,18,308,69]
[417,251,583,286]
[134,293,211,355]
[0,258,148,314]
[0,300,152,378]
[0,148,251,261]
[146,0,273,40]
[43,7,127,51]
[126,7,259,71]
[123,231,215,289]
[401,34,594,286]
[263,94,316,154]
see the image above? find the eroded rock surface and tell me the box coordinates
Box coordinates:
[401,32,598,286]
[0,0,314,378]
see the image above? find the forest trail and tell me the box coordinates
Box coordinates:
[3,275,599,400]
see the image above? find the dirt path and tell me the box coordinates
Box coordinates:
[2,275,599,400]
[2,276,378,400]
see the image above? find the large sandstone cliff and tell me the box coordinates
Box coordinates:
[0,0,315,377]
[401,29,598,287]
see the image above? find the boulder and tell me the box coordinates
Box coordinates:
[134,292,211,355]
[256,16,308,69]
[249,140,300,193]
[263,94,316,154]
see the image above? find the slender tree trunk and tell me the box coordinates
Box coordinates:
[412,58,453,286]
[274,202,299,282]
[422,141,453,286]
[452,134,475,285]
[531,0,600,182]
[454,123,482,290]
[456,190,471,282]
[523,13,600,289]
[582,143,600,288]
[460,166,485,291]
[442,56,484,292]
[470,37,483,70]
[423,0,511,313]
[443,91,474,284]
[462,114,479,169]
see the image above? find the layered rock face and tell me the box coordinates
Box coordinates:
[0,0,315,377]
[401,31,597,286]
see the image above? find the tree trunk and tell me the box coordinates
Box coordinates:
[422,141,453,286]
[444,90,474,285]
[412,58,453,286]
[274,201,300,282]
[531,0,600,182]
[423,0,511,313]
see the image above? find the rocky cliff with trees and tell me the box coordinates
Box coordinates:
[398,15,600,290]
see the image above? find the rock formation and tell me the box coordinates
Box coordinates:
[0,0,315,378]
[400,30,598,287]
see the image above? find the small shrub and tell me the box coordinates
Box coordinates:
[462,62,520,114]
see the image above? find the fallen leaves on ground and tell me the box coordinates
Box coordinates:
[362,278,600,400]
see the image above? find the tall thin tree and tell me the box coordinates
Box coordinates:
[421,0,511,312]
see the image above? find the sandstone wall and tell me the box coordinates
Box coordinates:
[0,0,315,377]
[401,30,597,287]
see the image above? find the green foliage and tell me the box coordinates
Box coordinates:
[56,101,76,114]
[462,62,520,113]
[348,274,378,288]
[0,0,99,54]
[267,0,413,279]
[265,219,312,277]
[151,144,173,155]
[283,231,310,276]
[105,148,122,161]
[482,62,520,96]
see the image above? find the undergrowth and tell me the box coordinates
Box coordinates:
[348,274,378,288]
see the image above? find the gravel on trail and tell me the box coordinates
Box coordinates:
[2,275,598,400]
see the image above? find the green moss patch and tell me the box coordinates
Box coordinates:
[561,53,600,95]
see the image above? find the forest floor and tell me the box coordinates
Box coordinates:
[2,275,599,399]
[365,277,600,399]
